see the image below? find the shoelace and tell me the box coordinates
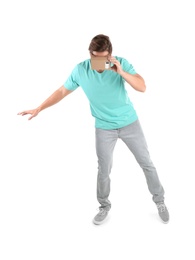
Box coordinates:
[97,208,107,215]
[157,203,166,212]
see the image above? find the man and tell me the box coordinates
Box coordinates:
[18,34,169,224]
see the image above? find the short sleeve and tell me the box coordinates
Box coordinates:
[63,65,80,91]
[121,58,137,75]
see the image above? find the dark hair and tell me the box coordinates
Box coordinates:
[88,34,112,54]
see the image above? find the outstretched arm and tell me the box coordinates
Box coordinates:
[17,86,72,120]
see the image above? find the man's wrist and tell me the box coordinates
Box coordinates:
[119,70,126,77]
[36,106,42,113]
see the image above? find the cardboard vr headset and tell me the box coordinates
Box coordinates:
[90,56,111,70]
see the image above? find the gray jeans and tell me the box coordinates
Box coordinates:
[95,119,165,210]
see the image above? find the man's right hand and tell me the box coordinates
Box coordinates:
[17,86,72,121]
[17,108,40,120]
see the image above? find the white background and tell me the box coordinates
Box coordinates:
[0,0,195,259]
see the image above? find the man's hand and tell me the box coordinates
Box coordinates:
[17,108,40,120]
[109,56,123,75]
[17,86,73,120]
[109,56,146,92]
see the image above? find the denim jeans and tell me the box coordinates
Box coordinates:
[95,119,165,209]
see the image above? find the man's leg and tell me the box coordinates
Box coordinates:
[119,120,165,203]
[95,128,118,210]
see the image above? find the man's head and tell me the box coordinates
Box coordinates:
[88,34,112,57]
[89,34,112,72]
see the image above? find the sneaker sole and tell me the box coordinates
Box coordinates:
[161,219,169,224]
[93,216,109,225]
[159,216,169,224]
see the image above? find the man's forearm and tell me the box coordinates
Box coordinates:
[37,86,72,112]
[120,71,146,92]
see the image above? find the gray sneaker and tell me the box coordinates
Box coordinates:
[156,202,169,223]
[93,208,109,225]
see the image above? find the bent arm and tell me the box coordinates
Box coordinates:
[120,72,146,92]
[109,57,146,92]
[18,86,72,120]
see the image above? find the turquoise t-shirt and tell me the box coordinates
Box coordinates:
[64,56,138,130]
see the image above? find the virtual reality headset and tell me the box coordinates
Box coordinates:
[90,56,111,70]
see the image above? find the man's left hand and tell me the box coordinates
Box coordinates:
[109,56,123,75]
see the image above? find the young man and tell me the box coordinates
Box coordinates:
[18,34,169,224]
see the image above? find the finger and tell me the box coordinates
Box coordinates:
[22,111,32,116]
[110,56,118,62]
[110,58,116,63]
[21,112,28,116]
[110,56,115,60]
[18,111,27,115]
[18,112,26,116]
[113,59,120,64]
[110,59,120,66]
[110,65,117,71]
